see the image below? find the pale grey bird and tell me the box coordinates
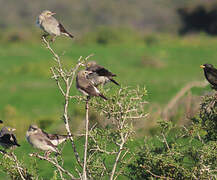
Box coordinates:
[0,126,20,149]
[36,10,74,41]
[26,125,65,154]
[76,70,108,100]
[86,61,119,86]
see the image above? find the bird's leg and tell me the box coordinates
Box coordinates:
[87,96,91,101]
[41,33,49,40]
[51,35,57,43]
[44,151,51,158]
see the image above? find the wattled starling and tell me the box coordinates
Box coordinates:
[0,127,20,149]
[76,70,108,100]
[36,10,73,41]
[86,61,119,87]
[26,125,60,154]
[200,64,217,90]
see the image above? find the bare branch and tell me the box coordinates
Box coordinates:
[29,153,78,180]
[83,98,90,180]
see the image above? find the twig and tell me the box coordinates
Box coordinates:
[29,153,78,180]
[11,153,26,180]
[110,132,125,180]
[140,166,173,180]
[42,37,83,167]
[83,98,89,180]
[161,133,170,151]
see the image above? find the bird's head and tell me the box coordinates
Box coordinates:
[28,125,40,134]
[86,61,97,69]
[1,126,16,134]
[78,70,92,78]
[200,64,214,69]
[41,10,56,18]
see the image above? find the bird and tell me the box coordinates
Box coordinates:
[26,125,68,155]
[200,64,217,90]
[36,10,73,41]
[86,61,119,86]
[0,126,20,149]
[76,70,108,100]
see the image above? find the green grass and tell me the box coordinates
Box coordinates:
[0,32,217,179]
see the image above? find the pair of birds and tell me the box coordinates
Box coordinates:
[76,61,119,100]
[200,64,217,90]
[0,121,70,155]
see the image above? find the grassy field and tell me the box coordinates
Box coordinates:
[0,32,216,179]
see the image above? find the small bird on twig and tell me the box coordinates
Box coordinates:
[26,125,69,155]
[0,126,20,149]
[86,61,119,87]
[76,70,108,100]
[200,64,217,90]
[36,10,74,42]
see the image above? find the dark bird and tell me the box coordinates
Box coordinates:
[200,64,217,90]
[76,70,108,100]
[0,127,20,149]
[36,10,74,41]
[86,61,119,86]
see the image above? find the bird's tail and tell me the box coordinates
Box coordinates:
[110,78,120,86]
[64,32,74,39]
[59,23,74,39]
[99,93,108,100]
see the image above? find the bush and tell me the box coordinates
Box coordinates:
[127,94,217,179]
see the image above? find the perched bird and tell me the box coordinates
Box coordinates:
[26,125,64,154]
[36,10,73,41]
[200,64,217,90]
[86,61,119,86]
[76,70,108,100]
[0,127,20,149]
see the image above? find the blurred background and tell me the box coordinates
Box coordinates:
[0,0,217,173]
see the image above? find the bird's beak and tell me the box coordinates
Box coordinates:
[51,12,56,15]
[200,65,205,69]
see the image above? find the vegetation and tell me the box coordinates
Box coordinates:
[0,30,216,179]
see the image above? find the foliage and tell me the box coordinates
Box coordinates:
[87,86,147,179]
[192,94,217,141]
[127,95,217,179]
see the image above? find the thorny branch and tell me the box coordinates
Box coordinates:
[0,150,31,179]
[29,153,78,180]
[89,86,147,180]
[42,37,93,170]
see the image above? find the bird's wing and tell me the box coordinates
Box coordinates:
[210,68,217,77]
[58,23,74,38]
[79,78,99,96]
[0,134,20,146]
[47,133,67,140]
[93,65,116,77]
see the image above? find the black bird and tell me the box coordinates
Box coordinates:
[86,61,120,87]
[200,64,217,90]
[0,127,20,149]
